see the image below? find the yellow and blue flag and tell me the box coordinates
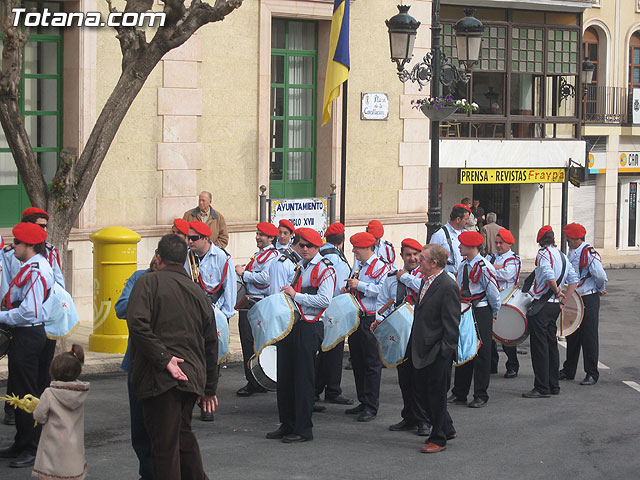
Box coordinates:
[322,0,350,126]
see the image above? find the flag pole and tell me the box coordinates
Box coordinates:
[339,80,348,225]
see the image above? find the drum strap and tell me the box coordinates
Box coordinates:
[395,280,407,308]
[321,246,350,269]
[441,226,455,266]
[526,253,566,316]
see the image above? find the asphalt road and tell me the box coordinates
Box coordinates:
[1,270,639,480]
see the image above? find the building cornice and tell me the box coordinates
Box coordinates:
[442,0,595,13]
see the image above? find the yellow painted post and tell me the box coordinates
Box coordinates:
[88,227,141,353]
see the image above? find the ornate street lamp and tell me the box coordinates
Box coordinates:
[386,3,484,241]
[581,59,596,86]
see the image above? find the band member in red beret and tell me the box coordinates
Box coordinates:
[172,218,190,242]
[366,220,396,266]
[559,223,607,386]
[267,228,336,443]
[0,223,54,467]
[486,228,521,378]
[449,231,501,409]
[276,220,296,251]
[522,226,578,398]
[316,223,354,406]
[430,205,470,276]
[234,223,280,396]
[342,232,391,422]
[372,238,428,435]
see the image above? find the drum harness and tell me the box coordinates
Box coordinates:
[440,225,456,269]
[460,261,492,308]
[522,248,566,316]
[192,247,232,305]
[292,258,334,323]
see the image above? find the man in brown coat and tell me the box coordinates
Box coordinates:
[127,234,218,480]
[183,191,229,248]
[481,212,502,255]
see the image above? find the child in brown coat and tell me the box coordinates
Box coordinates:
[32,344,89,480]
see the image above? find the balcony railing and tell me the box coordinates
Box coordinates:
[583,85,627,124]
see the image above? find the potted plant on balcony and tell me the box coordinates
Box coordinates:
[411,95,478,121]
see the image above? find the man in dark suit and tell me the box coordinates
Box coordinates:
[409,244,460,454]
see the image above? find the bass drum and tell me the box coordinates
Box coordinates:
[249,345,277,391]
[557,289,584,337]
[493,288,532,346]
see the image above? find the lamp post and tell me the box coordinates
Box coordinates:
[386,4,484,241]
[581,59,596,96]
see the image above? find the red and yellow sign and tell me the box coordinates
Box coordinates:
[459,168,566,184]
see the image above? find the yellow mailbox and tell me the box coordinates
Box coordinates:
[89,227,141,353]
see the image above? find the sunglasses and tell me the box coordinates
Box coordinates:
[188,235,204,242]
[298,243,314,249]
[13,239,22,245]
[37,223,47,229]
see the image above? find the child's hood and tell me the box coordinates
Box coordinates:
[49,380,90,410]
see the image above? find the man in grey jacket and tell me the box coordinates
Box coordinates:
[127,234,218,480]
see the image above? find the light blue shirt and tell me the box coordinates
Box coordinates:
[457,253,501,318]
[375,267,423,320]
[485,249,521,291]
[294,252,336,320]
[567,242,607,295]
[115,268,150,372]
[195,242,237,319]
[351,254,391,315]
[242,246,280,296]
[430,222,463,276]
[1,244,64,299]
[532,246,579,300]
[269,249,301,295]
[319,243,351,297]
[275,240,291,251]
[0,254,54,326]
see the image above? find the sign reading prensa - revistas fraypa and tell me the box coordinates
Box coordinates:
[458,168,566,184]
[270,198,329,236]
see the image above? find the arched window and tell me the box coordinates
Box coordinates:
[629,32,640,90]
[582,27,599,121]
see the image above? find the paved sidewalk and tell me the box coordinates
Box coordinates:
[2,251,639,381]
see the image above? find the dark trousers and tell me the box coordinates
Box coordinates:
[7,325,46,454]
[38,338,56,393]
[238,309,261,390]
[452,305,492,401]
[528,302,562,394]
[142,388,207,480]
[562,293,600,380]
[315,340,345,399]
[277,320,324,439]
[413,354,455,447]
[128,373,154,480]
[491,341,519,373]
[348,315,382,413]
[397,359,429,424]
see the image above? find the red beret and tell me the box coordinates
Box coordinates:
[367,220,384,239]
[459,231,484,247]
[189,221,212,237]
[453,203,472,214]
[401,238,423,252]
[173,218,189,235]
[563,223,586,239]
[536,225,553,243]
[324,222,345,237]
[497,228,515,245]
[0,234,4,249]
[350,232,377,248]
[13,222,47,245]
[278,219,295,233]
[22,207,49,219]
[295,227,323,247]
[257,222,279,237]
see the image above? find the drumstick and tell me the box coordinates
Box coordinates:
[377,299,395,315]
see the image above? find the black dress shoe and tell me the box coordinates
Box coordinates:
[468,398,488,408]
[389,419,417,431]
[9,452,35,468]
[345,404,365,415]
[416,423,431,436]
[236,385,253,397]
[3,409,15,425]
[580,375,597,386]
[504,370,518,379]
[266,427,291,439]
[325,394,354,405]
[313,404,327,413]
[522,389,550,398]
[282,434,310,443]
[447,394,467,405]
[0,445,20,459]
[200,410,214,422]
[357,410,376,422]
[558,370,574,381]
[550,388,560,395]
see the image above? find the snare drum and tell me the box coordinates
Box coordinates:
[249,345,277,391]
[320,293,361,352]
[248,293,299,357]
[493,288,532,346]
[373,302,414,368]
[0,327,11,360]
[557,289,584,337]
